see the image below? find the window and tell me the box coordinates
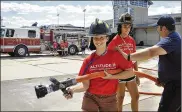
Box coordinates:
[6,29,15,37]
[175,17,181,22]
[0,28,5,37]
[28,30,36,38]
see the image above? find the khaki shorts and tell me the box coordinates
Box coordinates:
[82,92,117,111]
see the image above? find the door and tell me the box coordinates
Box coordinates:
[0,28,6,52]
[4,29,16,52]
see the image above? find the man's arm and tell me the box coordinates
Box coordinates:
[133,61,138,71]
[130,45,167,61]
[117,45,167,61]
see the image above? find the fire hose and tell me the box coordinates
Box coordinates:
[138,66,158,71]
[77,69,162,96]
[35,69,161,99]
[127,70,162,96]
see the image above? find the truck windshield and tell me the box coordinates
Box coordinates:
[0,28,5,37]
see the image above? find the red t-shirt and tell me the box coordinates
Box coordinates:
[60,41,65,48]
[64,41,69,48]
[78,50,132,95]
[108,35,136,65]
[108,35,136,54]
[53,42,58,49]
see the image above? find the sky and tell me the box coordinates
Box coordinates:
[1,1,181,28]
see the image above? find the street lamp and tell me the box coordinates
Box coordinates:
[83,9,86,28]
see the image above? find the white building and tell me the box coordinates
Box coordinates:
[134,13,181,46]
[105,0,181,46]
[112,0,153,27]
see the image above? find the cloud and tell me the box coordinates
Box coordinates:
[17,12,29,15]
[149,6,181,15]
[2,16,33,27]
[85,5,112,14]
[148,1,181,15]
[1,2,113,27]
[1,1,181,28]
[1,2,44,13]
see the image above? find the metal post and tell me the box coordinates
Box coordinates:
[84,11,85,28]
[127,0,130,14]
[1,18,3,26]
[83,9,86,28]
[57,14,59,25]
[57,8,59,25]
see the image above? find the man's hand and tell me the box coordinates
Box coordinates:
[103,69,113,79]
[155,82,163,87]
[63,88,73,100]
[155,78,164,87]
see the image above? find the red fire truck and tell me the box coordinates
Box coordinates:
[40,25,89,55]
[0,27,41,57]
[0,25,89,57]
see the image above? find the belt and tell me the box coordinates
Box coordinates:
[119,75,136,81]
[86,92,116,98]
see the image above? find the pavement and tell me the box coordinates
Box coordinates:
[1,49,163,111]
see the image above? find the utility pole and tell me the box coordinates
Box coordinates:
[57,8,59,25]
[1,16,3,26]
[83,9,86,28]
[1,19,3,26]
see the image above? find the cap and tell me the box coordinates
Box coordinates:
[153,15,175,27]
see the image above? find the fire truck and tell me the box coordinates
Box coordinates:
[0,25,89,57]
[41,25,89,55]
[52,31,88,55]
[0,27,41,57]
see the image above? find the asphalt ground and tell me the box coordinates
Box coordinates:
[1,49,163,111]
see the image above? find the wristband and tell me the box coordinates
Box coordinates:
[127,54,130,61]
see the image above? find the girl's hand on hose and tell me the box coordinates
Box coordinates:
[63,88,73,100]
[103,69,112,79]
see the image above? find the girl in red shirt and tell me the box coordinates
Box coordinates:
[107,13,140,111]
[53,41,58,56]
[64,19,134,111]
[60,40,65,56]
[64,40,69,55]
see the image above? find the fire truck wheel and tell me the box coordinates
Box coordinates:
[8,52,15,57]
[68,45,78,55]
[14,45,28,57]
